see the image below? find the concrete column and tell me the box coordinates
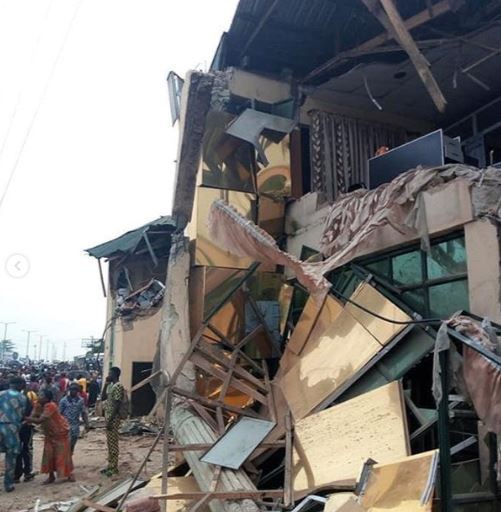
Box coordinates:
[465,218,501,324]
[159,236,261,512]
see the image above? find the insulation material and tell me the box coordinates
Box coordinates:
[292,381,409,497]
[318,165,501,275]
[447,315,501,434]
[208,199,331,303]
[279,283,409,420]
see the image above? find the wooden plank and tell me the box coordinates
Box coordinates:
[370,0,447,112]
[361,450,438,510]
[302,294,343,357]
[286,296,323,355]
[145,476,208,512]
[305,0,453,82]
[130,370,162,392]
[81,500,115,512]
[279,308,382,420]
[153,491,285,500]
[344,282,410,347]
[171,386,261,418]
[190,401,219,433]
[292,381,409,497]
[263,361,277,423]
[284,412,293,507]
[190,352,268,405]
[197,343,267,391]
[168,442,285,451]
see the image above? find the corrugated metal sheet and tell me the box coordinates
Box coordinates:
[201,417,276,470]
[85,216,175,259]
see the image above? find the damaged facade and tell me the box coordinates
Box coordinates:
[86,216,175,416]
[91,1,501,511]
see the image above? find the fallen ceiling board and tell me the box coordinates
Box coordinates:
[302,294,343,357]
[82,478,146,511]
[361,450,438,511]
[286,295,322,355]
[345,283,410,346]
[279,308,382,420]
[201,417,276,469]
[293,381,409,496]
[324,493,360,512]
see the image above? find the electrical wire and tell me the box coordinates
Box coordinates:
[0,0,84,213]
[328,286,443,326]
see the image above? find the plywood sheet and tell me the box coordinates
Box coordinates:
[144,476,208,512]
[361,450,438,511]
[286,296,322,355]
[302,294,343,356]
[279,308,382,420]
[293,382,409,496]
[345,283,410,346]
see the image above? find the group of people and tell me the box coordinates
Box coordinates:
[0,366,125,493]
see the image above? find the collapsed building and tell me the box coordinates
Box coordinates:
[85,216,175,416]
[89,1,501,511]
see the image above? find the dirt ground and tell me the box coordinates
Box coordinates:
[0,427,164,512]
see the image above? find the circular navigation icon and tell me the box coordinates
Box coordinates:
[5,254,30,279]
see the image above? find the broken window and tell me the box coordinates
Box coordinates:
[344,233,469,318]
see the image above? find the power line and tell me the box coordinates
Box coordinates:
[0,0,84,213]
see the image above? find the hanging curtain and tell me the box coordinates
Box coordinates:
[310,110,408,202]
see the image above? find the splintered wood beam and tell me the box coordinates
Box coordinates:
[305,0,453,82]
[168,442,285,451]
[367,0,447,112]
[153,491,285,500]
[130,370,162,392]
[190,352,268,405]
[284,412,293,507]
[171,385,261,418]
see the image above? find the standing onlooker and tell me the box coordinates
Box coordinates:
[14,380,36,483]
[88,372,100,409]
[26,389,74,483]
[28,375,39,394]
[59,372,69,397]
[0,377,27,492]
[76,374,87,394]
[101,367,124,477]
[59,383,89,453]
[40,376,61,403]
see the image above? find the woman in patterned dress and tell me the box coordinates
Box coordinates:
[26,388,75,483]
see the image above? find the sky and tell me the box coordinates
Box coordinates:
[0,0,238,361]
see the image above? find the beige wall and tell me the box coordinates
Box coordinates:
[465,218,501,324]
[111,308,163,391]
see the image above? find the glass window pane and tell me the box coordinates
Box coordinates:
[401,289,426,315]
[429,280,469,318]
[201,111,255,193]
[366,258,391,280]
[392,251,422,285]
[427,238,467,280]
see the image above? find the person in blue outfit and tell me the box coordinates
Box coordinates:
[0,376,27,492]
[59,383,89,454]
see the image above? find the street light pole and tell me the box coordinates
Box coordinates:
[38,335,46,361]
[23,330,37,360]
[0,321,15,361]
